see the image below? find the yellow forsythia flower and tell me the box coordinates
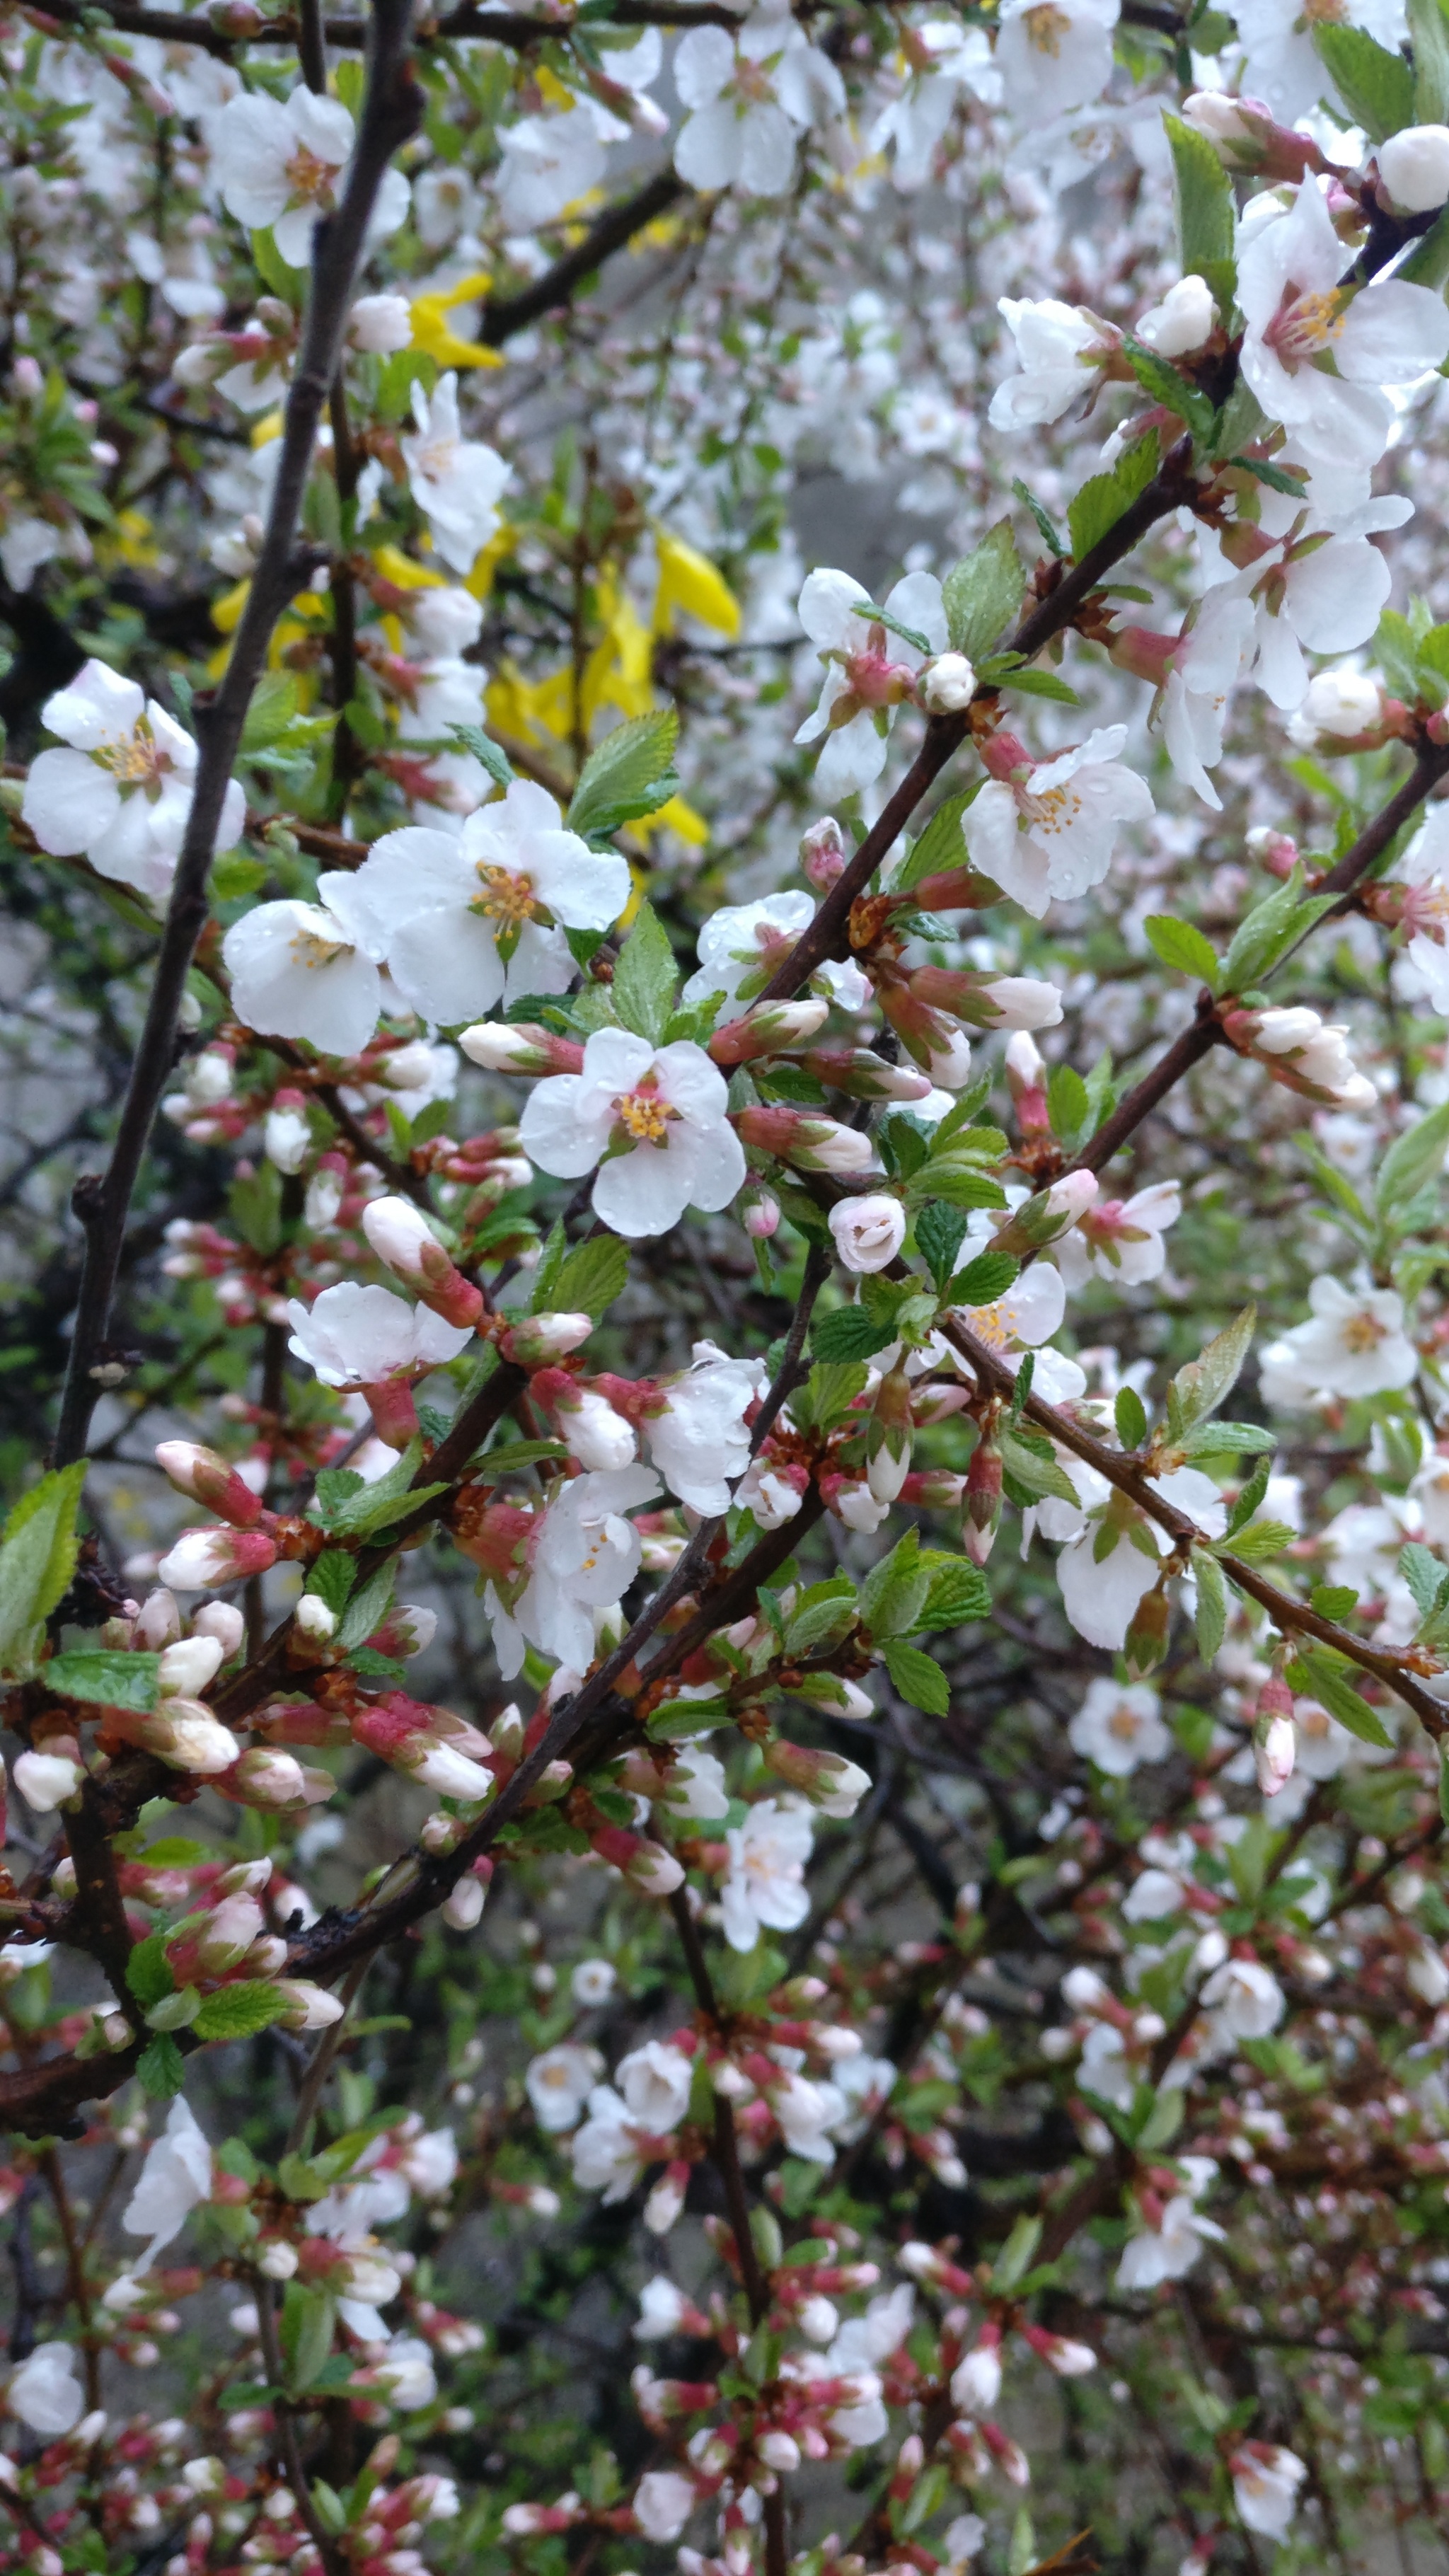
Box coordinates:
[652,530,740,640]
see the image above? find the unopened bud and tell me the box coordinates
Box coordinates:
[158,1634,225,1697]
[501,1311,594,1366]
[458,1022,584,1075]
[1379,122,1449,211]
[918,652,976,715]
[800,816,846,889]
[362,1198,484,1330]
[1124,1582,1171,1679]
[154,1441,266,1530]
[708,999,829,1065]
[156,1526,278,1591]
[191,1600,246,1658]
[763,1740,870,1817]
[734,1105,875,1175]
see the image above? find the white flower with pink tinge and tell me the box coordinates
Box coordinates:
[520,1029,747,1238]
[1238,175,1449,471]
[22,659,246,901]
[221,873,387,1058]
[1056,1467,1226,1651]
[1068,1677,1170,1777]
[212,85,408,268]
[870,23,1000,187]
[720,1798,814,1951]
[794,568,947,800]
[988,296,1119,432]
[401,373,511,575]
[487,1464,661,1678]
[1258,1274,1416,1405]
[1055,1181,1181,1288]
[963,724,1154,918]
[1230,2442,1307,2542]
[642,1341,766,1514]
[996,0,1119,116]
[673,3,844,197]
[354,780,629,1028]
[286,1283,473,1403]
[1116,2156,1224,2289]
[122,2096,212,2275]
[1392,802,1449,1015]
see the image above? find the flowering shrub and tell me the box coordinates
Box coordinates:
[11,0,1449,2568]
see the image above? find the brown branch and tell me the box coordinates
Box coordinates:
[480,168,686,347]
[52,0,423,1470]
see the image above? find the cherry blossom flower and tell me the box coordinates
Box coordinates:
[1116,2161,1225,2288]
[1136,273,1216,357]
[673,4,845,197]
[221,873,386,1057]
[1391,804,1449,1013]
[354,782,626,1025]
[962,725,1154,917]
[1238,176,1449,470]
[1257,1275,1417,1404]
[720,1798,813,1950]
[496,104,621,230]
[794,568,947,799]
[23,659,246,900]
[1056,1467,1226,1650]
[400,374,510,574]
[1230,2442,1307,2541]
[519,1030,747,1237]
[1380,121,1449,212]
[1055,1182,1181,1288]
[1156,586,1257,808]
[1200,1954,1285,2039]
[6,2343,83,2436]
[1068,1678,1171,1776]
[642,1343,765,1513]
[995,0,1119,121]
[285,1283,473,1389]
[122,2096,212,2274]
[526,2044,604,2134]
[632,2468,697,2543]
[212,86,408,267]
[682,890,814,1009]
[988,296,1120,430]
[830,1194,908,1273]
[1230,0,1404,117]
[488,1464,660,1676]
[870,24,1000,187]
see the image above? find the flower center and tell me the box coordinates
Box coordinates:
[289,923,349,971]
[1300,0,1347,21]
[1108,1704,1142,1740]
[96,722,167,790]
[1341,1309,1387,1353]
[734,56,776,103]
[471,862,543,927]
[1022,4,1073,54]
[285,141,339,207]
[616,1085,676,1145]
[1264,286,1346,369]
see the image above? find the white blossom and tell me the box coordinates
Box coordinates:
[794,568,947,799]
[519,1030,746,1238]
[674,4,844,197]
[23,659,245,900]
[720,1798,813,1951]
[401,373,510,574]
[963,726,1154,916]
[1068,1678,1171,1776]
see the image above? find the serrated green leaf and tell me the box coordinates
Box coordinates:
[1221,1517,1295,1564]
[1121,337,1217,442]
[1285,1648,1393,1748]
[998,666,1081,705]
[1376,1099,1449,1218]
[126,1929,175,2011]
[0,1461,87,1680]
[137,2034,186,2100]
[1191,1545,1228,1663]
[478,1438,570,1479]
[306,1551,357,1618]
[610,899,678,1045]
[1116,1385,1148,1450]
[1163,110,1236,287]
[1048,1063,1090,1148]
[1401,1540,1449,1621]
[1222,862,1336,991]
[337,1559,398,1653]
[1182,1420,1277,1458]
[280,2280,336,2394]
[813,1307,898,1363]
[918,1559,991,1630]
[916,1199,971,1290]
[860,1530,929,1639]
[1166,1305,1257,1439]
[448,721,516,789]
[1310,1583,1359,1622]
[882,1637,950,1715]
[1067,429,1160,565]
[1313,19,1415,136]
[550,1232,630,1317]
[992,2212,1043,2292]
[567,707,679,843]
[997,1424,1081,1506]
[1013,477,1066,557]
[951,1249,1020,1309]
[46,1648,160,1713]
[896,786,983,893]
[192,1981,294,2043]
[250,226,306,305]
[941,519,1025,659]
[1143,913,1220,987]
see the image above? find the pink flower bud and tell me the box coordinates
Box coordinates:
[827,1191,906,1275]
[217,1748,330,1809]
[734,1105,875,1176]
[132,1588,183,1650]
[801,816,846,888]
[154,1442,266,1530]
[443,1866,488,1931]
[801,1049,933,1102]
[156,1527,278,1591]
[131,1702,242,1774]
[272,1980,345,2031]
[708,999,829,1065]
[362,1197,484,1330]
[763,1741,870,1817]
[459,1022,584,1075]
[744,1191,781,1240]
[191,1601,246,1658]
[501,1312,595,1367]
[589,1823,686,1895]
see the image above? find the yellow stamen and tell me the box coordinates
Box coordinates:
[1022,4,1073,54]
[616,1087,676,1144]
[471,862,541,926]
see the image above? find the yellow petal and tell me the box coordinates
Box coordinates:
[653,529,740,639]
[465,522,514,601]
[370,543,446,593]
[250,410,284,448]
[212,577,250,635]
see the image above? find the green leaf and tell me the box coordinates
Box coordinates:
[813,1307,898,1363]
[1013,477,1066,558]
[998,666,1081,705]
[1163,110,1236,295]
[1412,0,1449,122]
[314,1439,443,1538]
[46,1648,160,1713]
[239,671,301,753]
[126,1929,175,2010]
[1284,1648,1393,1749]
[137,2034,186,2100]
[785,1577,860,1656]
[795,1362,868,1434]
[996,1424,1081,1506]
[1310,1583,1359,1622]
[192,1982,294,2043]
[306,1552,357,1619]
[882,1637,950,1715]
[1183,1420,1277,1458]
[1376,1099,1449,1218]
[1222,862,1336,992]
[941,519,1025,659]
[860,1530,930,1640]
[1048,1063,1090,1149]
[916,1201,971,1290]
[1312,19,1415,136]
[1401,1542,1449,1622]
[448,721,515,789]
[1165,1305,1257,1440]
[1068,429,1160,565]
[1191,1545,1228,1663]
[895,787,981,893]
[1143,913,1220,987]
[1232,456,1310,498]
[337,1559,398,1653]
[1222,1517,1295,1563]
[250,226,306,305]
[0,1462,87,1680]
[851,597,932,655]
[610,900,678,1046]
[567,707,679,844]
[550,1231,630,1317]
[1121,339,1217,443]
[991,2212,1043,2292]
[1115,1385,1148,1450]
[918,1557,991,1630]
[952,1249,1019,1309]
[1225,1455,1271,1539]
[478,1438,570,1479]
[280,2281,336,2394]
